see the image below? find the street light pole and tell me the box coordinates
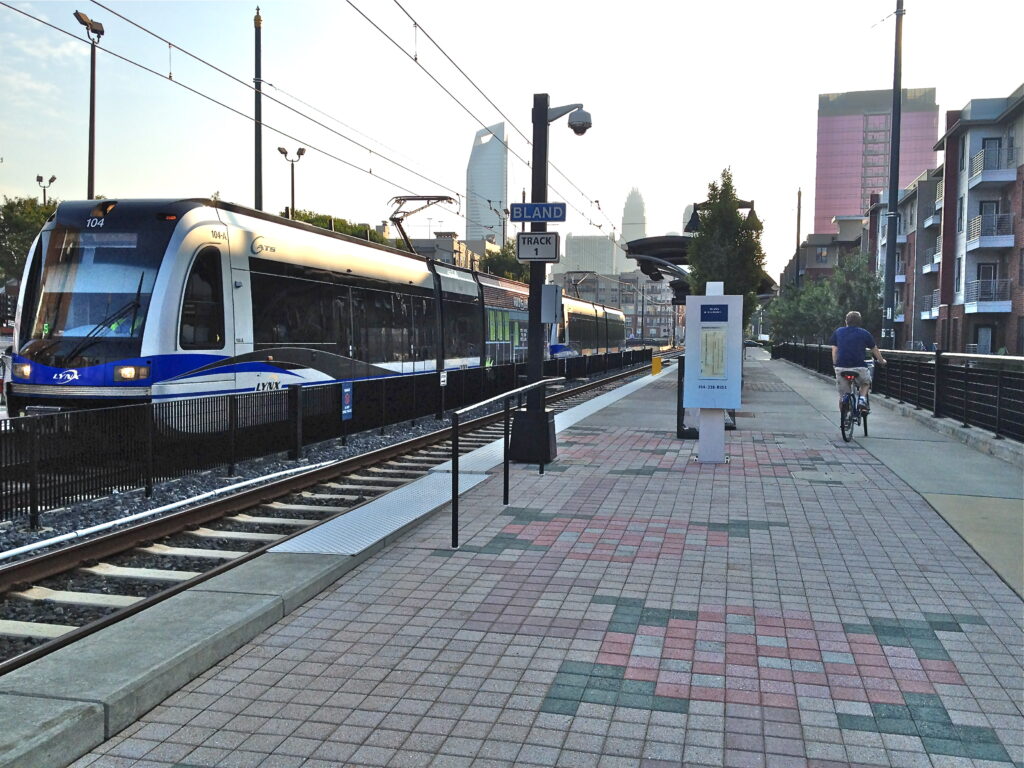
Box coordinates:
[74,11,103,199]
[36,175,56,206]
[277,147,305,218]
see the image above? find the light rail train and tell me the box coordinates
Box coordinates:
[5,199,627,414]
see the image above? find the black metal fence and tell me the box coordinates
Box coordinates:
[0,350,651,523]
[772,342,1024,442]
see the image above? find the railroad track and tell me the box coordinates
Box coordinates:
[0,360,675,673]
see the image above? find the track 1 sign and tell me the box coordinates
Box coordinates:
[516,232,560,263]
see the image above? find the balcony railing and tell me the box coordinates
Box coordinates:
[934,188,943,207]
[924,246,940,262]
[964,279,1010,303]
[967,213,1013,241]
[969,146,1018,177]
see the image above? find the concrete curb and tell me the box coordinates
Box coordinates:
[779,359,1024,469]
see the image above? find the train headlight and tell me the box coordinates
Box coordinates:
[114,365,150,382]
[14,363,31,379]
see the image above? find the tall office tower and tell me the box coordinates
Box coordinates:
[466,123,508,242]
[814,88,938,233]
[621,188,647,245]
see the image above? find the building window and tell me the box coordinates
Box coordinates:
[956,196,964,232]
[1019,249,1024,287]
[1018,317,1024,356]
[954,256,962,293]
[815,247,828,264]
[958,134,967,172]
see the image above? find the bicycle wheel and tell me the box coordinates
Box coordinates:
[840,398,854,442]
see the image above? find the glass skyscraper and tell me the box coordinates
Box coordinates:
[465,123,508,242]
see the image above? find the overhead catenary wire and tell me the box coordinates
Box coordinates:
[93,0,612,237]
[388,0,618,233]
[343,0,608,234]
[88,0,529,232]
[1,2,500,237]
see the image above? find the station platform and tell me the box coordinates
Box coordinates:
[3,351,1022,768]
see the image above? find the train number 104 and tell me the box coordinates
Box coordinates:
[85,218,105,228]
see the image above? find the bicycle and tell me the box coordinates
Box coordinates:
[837,362,873,442]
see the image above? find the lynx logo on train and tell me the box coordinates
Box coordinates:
[53,370,81,383]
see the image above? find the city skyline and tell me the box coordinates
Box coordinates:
[1,1,1022,280]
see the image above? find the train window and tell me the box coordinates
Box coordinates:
[413,296,436,363]
[442,297,480,360]
[179,246,224,350]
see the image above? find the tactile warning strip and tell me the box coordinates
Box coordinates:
[269,471,488,555]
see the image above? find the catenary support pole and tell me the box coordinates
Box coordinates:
[882,0,905,349]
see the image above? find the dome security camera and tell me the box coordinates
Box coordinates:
[567,108,592,136]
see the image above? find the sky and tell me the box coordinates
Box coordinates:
[1,0,1022,281]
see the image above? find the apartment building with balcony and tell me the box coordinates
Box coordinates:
[871,171,942,349]
[930,85,1023,354]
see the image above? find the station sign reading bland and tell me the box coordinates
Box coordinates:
[509,202,567,222]
[516,231,560,263]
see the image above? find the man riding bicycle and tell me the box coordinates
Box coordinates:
[829,311,886,412]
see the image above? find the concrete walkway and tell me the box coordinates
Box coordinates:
[41,354,1024,768]
[768,353,1024,598]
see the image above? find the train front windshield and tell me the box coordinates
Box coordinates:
[26,227,162,343]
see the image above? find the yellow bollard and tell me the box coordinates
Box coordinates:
[652,356,662,375]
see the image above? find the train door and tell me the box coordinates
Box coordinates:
[167,244,235,397]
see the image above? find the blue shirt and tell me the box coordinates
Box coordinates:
[829,326,876,368]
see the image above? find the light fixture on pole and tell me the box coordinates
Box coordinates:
[36,175,56,206]
[73,10,104,199]
[277,146,305,218]
[508,94,591,465]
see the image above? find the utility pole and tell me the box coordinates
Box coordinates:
[254,7,263,210]
[795,187,802,288]
[882,0,905,349]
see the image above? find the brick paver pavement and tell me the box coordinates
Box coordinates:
[73,361,1023,768]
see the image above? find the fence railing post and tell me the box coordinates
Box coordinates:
[993,368,1005,439]
[228,394,238,475]
[29,417,40,531]
[289,384,303,460]
[896,358,904,404]
[145,404,154,497]
[932,350,943,418]
[961,365,971,428]
[503,396,510,506]
[380,376,387,436]
[451,410,460,549]
[914,359,923,409]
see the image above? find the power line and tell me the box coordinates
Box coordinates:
[0,2,499,237]
[343,0,601,231]
[385,1,617,234]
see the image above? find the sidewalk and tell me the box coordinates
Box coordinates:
[48,355,1024,767]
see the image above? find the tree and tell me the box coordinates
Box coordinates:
[479,240,529,282]
[1,196,57,281]
[828,252,883,339]
[685,169,767,326]
[766,252,882,342]
[283,207,394,247]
